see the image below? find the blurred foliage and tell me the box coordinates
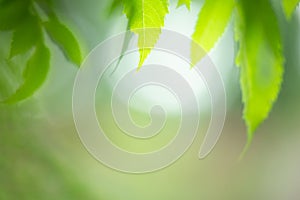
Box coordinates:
[0,105,99,199]
[0,0,82,103]
[1,0,299,138]
[0,0,300,199]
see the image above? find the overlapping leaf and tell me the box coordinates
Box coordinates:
[123,0,169,69]
[235,0,284,140]
[0,0,292,146]
[0,0,83,103]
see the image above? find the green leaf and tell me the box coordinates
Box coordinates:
[123,0,169,69]
[282,0,299,19]
[10,16,41,58]
[0,0,30,30]
[3,42,50,104]
[44,17,82,66]
[177,0,191,10]
[235,0,284,140]
[191,0,234,66]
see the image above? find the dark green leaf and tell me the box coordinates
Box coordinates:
[44,17,82,66]
[10,16,41,58]
[0,0,30,30]
[3,42,50,103]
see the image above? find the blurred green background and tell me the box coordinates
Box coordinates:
[1,0,300,199]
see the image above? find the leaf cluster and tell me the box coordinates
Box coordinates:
[1,0,299,143]
[118,0,299,141]
[0,0,82,103]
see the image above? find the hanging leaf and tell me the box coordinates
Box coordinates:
[123,0,169,69]
[235,0,284,141]
[10,16,41,58]
[44,16,82,66]
[282,0,299,19]
[3,42,50,103]
[0,0,84,104]
[191,0,234,66]
[177,0,191,10]
[0,0,30,30]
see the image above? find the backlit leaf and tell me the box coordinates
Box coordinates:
[191,0,234,66]
[235,0,284,140]
[123,0,169,69]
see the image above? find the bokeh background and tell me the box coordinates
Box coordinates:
[1,0,300,199]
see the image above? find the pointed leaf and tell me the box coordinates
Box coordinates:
[44,17,82,66]
[3,42,50,103]
[235,0,284,139]
[123,0,169,69]
[191,0,234,66]
[177,0,191,10]
[10,16,41,58]
[282,0,299,19]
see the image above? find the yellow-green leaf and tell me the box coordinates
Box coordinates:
[10,16,41,58]
[177,0,191,10]
[3,42,50,103]
[282,0,299,19]
[191,0,234,66]
[44,17,82,66]
[235,0,284,140]
[123,0,169,69]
